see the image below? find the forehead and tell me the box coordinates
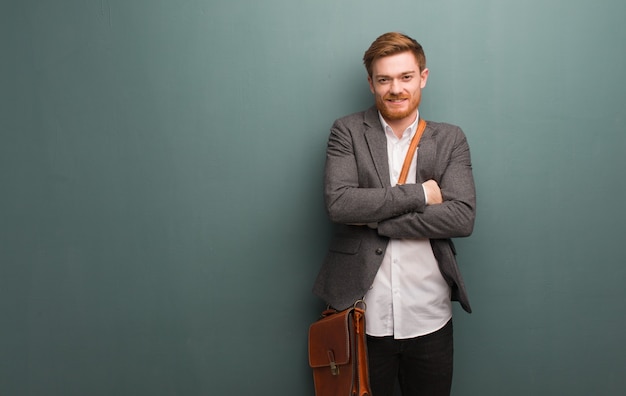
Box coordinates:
[372,51,420,76]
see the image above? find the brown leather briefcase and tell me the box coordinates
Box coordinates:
[308,301,371,396]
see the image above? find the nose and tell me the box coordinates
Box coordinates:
[389,79,402,95]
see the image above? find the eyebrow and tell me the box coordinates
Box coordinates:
[375,70,417,79]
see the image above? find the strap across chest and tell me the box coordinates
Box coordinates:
[396,118,427,185]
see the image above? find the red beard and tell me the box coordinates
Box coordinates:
[376,93,420,122]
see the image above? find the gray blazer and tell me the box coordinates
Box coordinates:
[313,106,476,312]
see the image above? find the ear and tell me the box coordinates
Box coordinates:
[420,68,429,88]
[367,75,375,94]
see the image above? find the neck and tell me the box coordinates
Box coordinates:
[387,120,412,138]
[382,112,418,138]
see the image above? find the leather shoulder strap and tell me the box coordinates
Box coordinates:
[397,118,427,185]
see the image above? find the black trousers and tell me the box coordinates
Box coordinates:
[366,320,453,396]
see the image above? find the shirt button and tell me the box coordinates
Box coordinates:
[375,248,383,255]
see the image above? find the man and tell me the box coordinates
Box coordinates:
[313,32,476,396]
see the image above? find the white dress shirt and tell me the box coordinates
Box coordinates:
[363,111,452,339]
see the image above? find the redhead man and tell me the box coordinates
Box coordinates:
[313,32,476,396]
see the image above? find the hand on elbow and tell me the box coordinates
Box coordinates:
[422,180,443,205]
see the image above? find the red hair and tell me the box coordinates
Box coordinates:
[363,32,426,77]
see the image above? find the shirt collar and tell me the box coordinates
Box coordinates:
[378,110,420,140]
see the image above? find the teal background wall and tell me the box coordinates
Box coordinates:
[2,1,625,395]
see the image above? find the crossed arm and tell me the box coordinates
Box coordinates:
[324,122,476,240]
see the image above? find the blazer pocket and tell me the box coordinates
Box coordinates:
[329,237,361,255]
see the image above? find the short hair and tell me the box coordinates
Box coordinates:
[363,32,426,77]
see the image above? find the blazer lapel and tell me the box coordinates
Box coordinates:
[363,107,391,187]
[416,123,436,183]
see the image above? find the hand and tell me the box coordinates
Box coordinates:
[422,179,443,205]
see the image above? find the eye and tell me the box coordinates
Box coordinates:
[402,75,413,81]
[378,78,389,84]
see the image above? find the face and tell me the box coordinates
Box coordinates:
[368,51,429,126]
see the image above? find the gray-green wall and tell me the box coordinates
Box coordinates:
[2,1,625,395]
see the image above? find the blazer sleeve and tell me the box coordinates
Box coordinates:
[324,117,427,225]
[376,126,476,239]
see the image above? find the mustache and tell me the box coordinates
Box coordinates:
[384,94,409,100]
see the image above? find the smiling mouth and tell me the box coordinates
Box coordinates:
[386,98,408,105]
[385,95,409,101]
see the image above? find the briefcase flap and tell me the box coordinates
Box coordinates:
[308,309,351,368]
